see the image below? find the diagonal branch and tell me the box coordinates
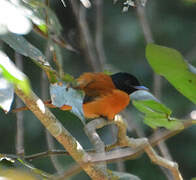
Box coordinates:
[15,53,25,157]
[94,0,106,68]
[70,1,102,72]
[14,88,109,180]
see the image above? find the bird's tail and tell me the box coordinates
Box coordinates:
[12,100,72,113]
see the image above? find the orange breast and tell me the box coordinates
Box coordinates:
[83,89,130,120]
[60,72,130,120]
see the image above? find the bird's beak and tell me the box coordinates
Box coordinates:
[134,86,149,91]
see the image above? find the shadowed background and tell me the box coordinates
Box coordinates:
[1,0,196,179]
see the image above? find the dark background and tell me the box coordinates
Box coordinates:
[1,0,196,179]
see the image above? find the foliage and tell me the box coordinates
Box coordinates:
[0,0,196,180]
[146,43,196,104]
[131,90,183,130]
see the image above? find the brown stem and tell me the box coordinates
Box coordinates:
[70,1,102,71]
[14,88,109,180]
[15,53,25,157]
[94,0,106,69]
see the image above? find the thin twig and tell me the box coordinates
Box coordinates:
[25,150,69,161]
[55,163,83,180]
[15,53,24,157]
[42,70,63,173]
[17,158,53,179]
[94,0,106,69]
[33,25,77,52]
[89,119,194,164]
[43,38,64,173]
[84,119,108,174]
[70,1,102,71]
[1,119,194,178]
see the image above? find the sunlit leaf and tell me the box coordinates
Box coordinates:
[0,155,15,163]
[0,50,31,96]
[0,169,37,180]
[0,73,14,112]
[23,0,62,36]
[80,0,91,8]
[146,43,196,105]
[50,83,85,124]
[37,24,48,34]
[131,90,183,130]
[0,0,32,35]
[59,0,66,7]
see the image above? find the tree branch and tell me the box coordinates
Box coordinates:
[70,1,102,71]
[92,115,183,180]
[15,53,25,157]
[94,0,106,69]
[14,88,109,180]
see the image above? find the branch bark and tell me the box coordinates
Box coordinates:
[14,88,109,180]
[70,1,102,72]
[15,53,24,157]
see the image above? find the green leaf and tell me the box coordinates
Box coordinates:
[38,24,48,34]
[62,73,75,83]
[146,43,196,104]
[0,33,59,82]
[131,90,183,130]
[50,83,85,124]
[133,100,169,115]
[144,116,183,130]
[0,51,31,95]
[0,33,47,64]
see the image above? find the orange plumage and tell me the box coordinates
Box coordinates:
[13,72,147,121]
[60,72,146,120]
[77,73,130,120]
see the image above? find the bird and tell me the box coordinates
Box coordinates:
[13,72,148,121]
[60,72,148,120]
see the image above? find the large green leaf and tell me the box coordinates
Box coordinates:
[130,90,183,130]
[0,50,30,95]
[0,33,59,83]
[146,43,196,104]
[0,33,47,64]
